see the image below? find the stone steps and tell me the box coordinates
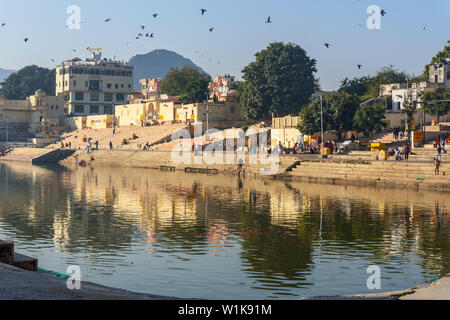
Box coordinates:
[0,239,38,272]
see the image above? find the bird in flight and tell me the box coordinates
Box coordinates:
[1,23,5,27]
[105,18,112,22]
[24,38,29,42]
[380,10,386,16]
[72,49,77,52]
[324,43,330,48]
[357,64,362,69]
[153,13,158,18]
[266,16,271,23]
[209,27,214,32]
[140,25,145,30]
[423,26,426,31]
[201,9,207,15]
[146,33,154,38]
[51,59,55,62]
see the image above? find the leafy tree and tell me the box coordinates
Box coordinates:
[297,91,360,135]
[339,76,371,99]
[178,78,209,104]
[0,65,55,99]
[401,96,417,131]
[353,103,387,139]
[160,65,210,96]
[423,41,450,78]
[420,87,450,124]
[366,65,408,98]
[240,42,317,120]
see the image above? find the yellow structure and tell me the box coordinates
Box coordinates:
[370,142,386,151]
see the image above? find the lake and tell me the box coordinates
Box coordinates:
[0,162,449,299]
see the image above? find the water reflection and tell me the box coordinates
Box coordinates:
[0,162,449,299]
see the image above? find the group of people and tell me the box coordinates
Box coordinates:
[392,142,412,161]
[392,127,409,140]
[60,142,72,149]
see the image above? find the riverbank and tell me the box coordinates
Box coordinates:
[0,261,181,300]
[59,148,450,191]
[319,273,450,300]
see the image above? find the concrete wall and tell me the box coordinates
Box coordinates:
[384,110,450,129]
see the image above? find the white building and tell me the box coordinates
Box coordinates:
[55,51,134,116]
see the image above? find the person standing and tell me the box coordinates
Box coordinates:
[95,140,99,150]
[109,141,113,150]
[434,156,441,176]
[437,143,442,161]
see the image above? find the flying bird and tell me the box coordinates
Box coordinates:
[72,49,77,52]
[380,10,386,16]
[51,59,55,62]
[324,43,330,48]
[105,18,112,22]
[140,25,146,30]
[357,64,362,69]
[201,9,207,15]
[1,23,6,27]
[153,13,158,18]
[209,27,214,32]
[24,38,29,43]
[423,26,426,31]
[145,33,154,38]
[266,16,271,23]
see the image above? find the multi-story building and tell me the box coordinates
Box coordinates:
[55,51,134,116]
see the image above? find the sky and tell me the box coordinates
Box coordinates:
[0,0,449,91]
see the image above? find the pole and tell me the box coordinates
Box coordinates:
[320,95,324,157]
[206,91,209,133]
[6,124,8,143]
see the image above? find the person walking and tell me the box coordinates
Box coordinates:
[434,156,441,176]
[436,143,442,161]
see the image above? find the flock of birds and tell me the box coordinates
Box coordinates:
[0,7,429,70]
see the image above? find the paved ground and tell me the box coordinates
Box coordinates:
[0,262,182,300]
[310,274,450,300]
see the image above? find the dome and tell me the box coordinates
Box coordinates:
[35,89,46,97]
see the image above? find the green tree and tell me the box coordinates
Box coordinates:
[423,40,450,78]
[339,76,371,99]
[160,65,210,96]
[297,91,360,135]
[366,65,408,99]
[420,87,450,124]
[178,78,209,104]
[0,65,55,99]
[240,42,317,120]
[353,103,387,139]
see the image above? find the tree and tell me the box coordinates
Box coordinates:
[240,42,317,120]
[423,41,450,78]
[420,87,450,124]
[0,65,55,99]
[339,66,408,102]
[366,65,408,98]
[401,96,417,131]
[353,103,387,140]
[297,91,360,135]
[178,78,209,104]
[160,65,210,96]
[339,76,371,99]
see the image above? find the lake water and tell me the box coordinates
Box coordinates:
[0,162,449,299]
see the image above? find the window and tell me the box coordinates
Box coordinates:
[75,92,84,101]
[104,106,113,114]
[90,93,99,101]
[75,105,84,113]
[447,72,450,80]
[73,80,77,87]
[107,83,112,89]
[128,84,131,89]
[89,80,101,91]
[116,93,124,102]
[121,84,124,88]
[104,93,113,102]
[115,84,119,89]
[90,105,99,114]
[55,106,59,109]
[85,81,89,88]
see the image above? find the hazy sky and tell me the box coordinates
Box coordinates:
[0,0,448,90]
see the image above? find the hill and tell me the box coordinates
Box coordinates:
[0,67,15,83]
[128,49,208,88]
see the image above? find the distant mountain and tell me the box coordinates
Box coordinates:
[0,67,15,82]
[128,49,208,89]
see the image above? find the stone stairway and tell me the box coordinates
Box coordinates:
[289,158,450,190]
[0,240,38,272]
